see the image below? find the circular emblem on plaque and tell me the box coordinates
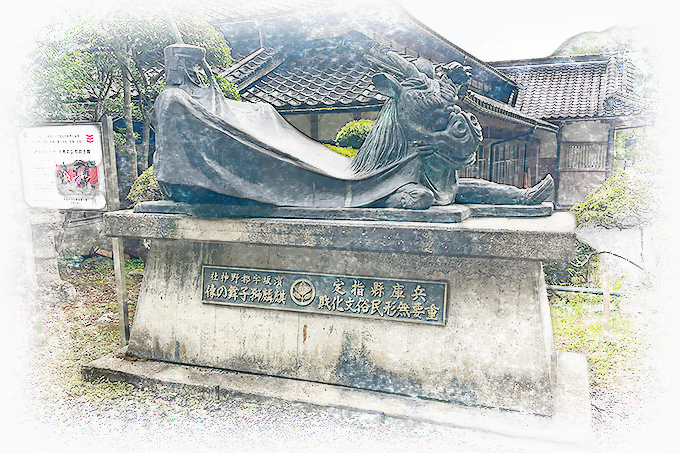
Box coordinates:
[290,278,315,306]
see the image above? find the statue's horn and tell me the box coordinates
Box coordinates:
[161,1,184,44]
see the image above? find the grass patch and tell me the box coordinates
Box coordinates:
[549,290,646,389]
[33,261,144,403]
[68,377,138,403]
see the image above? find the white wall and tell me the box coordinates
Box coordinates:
[561,120,610,142]
[538,131,558,158]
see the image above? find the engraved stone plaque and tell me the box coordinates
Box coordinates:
[202,265,447,325]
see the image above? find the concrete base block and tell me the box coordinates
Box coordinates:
[83,347,592,445]
[133,200,554,222]
[99,211,588,437]
[126,240,560,415]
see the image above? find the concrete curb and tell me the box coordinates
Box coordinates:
[83,348,593,446]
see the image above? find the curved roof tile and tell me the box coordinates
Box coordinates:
[492,55,649,120]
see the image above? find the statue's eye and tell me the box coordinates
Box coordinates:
[432,116,448,131]
[450,118,469,138]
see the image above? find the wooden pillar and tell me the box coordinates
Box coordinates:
[311,113,319,141]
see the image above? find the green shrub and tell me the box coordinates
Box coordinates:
[127,165,163,207]
[334,119,374,149]
[323,143,358,158]
[125,258,145,270]
[79,256,143,272]
[82,256,114,272]
[571,163,660,229]
[214,74,241,101]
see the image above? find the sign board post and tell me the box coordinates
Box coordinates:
[101,116,130,345]
[17,118,130,345]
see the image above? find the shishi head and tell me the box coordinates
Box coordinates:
[351,53,483,175]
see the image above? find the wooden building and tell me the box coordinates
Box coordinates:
[492,55,652,206]
[200,0,652,206]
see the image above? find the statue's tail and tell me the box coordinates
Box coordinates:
[350,100,408,177]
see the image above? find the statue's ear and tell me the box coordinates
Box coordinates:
[372,73,401,99]
[414,57,434,78]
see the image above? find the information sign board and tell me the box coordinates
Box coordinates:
[17,123,108,210]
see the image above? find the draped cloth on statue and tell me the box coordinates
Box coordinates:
[152,83,421,208]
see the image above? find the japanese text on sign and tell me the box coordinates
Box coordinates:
[17,124,107,210]
[201,266,447,325]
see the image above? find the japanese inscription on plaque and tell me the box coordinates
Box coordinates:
[201,266,447,325]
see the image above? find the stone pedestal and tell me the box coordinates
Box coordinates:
[102,211,576,418]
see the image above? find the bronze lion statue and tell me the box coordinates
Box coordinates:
[152,44,552,209]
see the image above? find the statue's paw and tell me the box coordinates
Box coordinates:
[523,174,554,205]
[385,184,434,210]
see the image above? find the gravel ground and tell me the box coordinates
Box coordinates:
[2,199,678,453]
[4,304,676,453]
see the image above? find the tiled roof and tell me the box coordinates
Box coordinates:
[492,54,649,120]
[228,38,264,62]
[221,39,558,131]
[202,0,519,100]
[223,42,387,110]
[223,46,286,86]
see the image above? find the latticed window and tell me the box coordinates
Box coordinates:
[460,144,487,179]
[560,142,608,170]
[490,143,524,187]
[460,142,526,188]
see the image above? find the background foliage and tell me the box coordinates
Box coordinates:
[571,163,661,229]
[24,5,236,123]
[23,3,238,188]
[127,165,163,206]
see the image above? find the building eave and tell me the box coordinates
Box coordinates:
[462,92,559,133]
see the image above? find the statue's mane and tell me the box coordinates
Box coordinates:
[350,99,408,176]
